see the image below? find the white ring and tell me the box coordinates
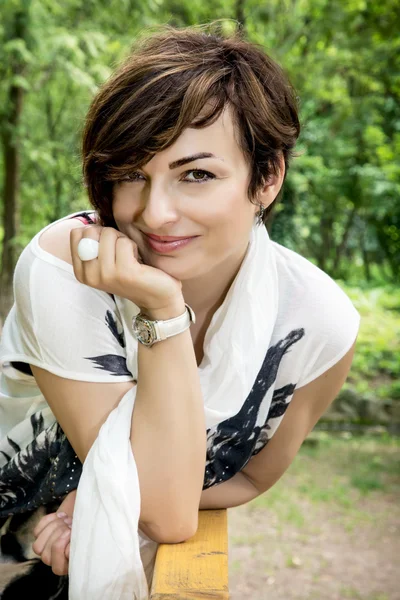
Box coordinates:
[77,238,99,261]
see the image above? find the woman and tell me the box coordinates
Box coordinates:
[0,24,360,597]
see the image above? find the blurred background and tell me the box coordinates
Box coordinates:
[0,0,399,598]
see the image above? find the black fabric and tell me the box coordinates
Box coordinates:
[10,362,33,376]
[1,562,69,600]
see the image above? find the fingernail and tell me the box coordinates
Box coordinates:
[57,512,67,518]
[64,517,73,527]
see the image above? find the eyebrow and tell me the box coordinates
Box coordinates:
[168,153,224,169]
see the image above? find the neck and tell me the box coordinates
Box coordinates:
[181,240,250,321]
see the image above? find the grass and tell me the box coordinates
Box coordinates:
[339,588,390,600]
[247,433,400,528]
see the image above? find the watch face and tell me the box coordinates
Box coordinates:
[133,317,155,345]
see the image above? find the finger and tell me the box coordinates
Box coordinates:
[115,236,141,274]
[33,512,59,539]
[51,529,71,576]
[70,225,102,280]
[40,523,70,567]
[65,540,70,560]
[33,517,66,556]
[97,227,128,275]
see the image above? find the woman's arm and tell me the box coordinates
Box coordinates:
[31,223,206,545]
[53,473,259,520]
[31,311,206,547]
[199,472,260,510]
[55,474,258,516]
[129,301,207,543]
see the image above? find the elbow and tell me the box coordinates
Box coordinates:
[162,520,198,544]
[141,516,198,545]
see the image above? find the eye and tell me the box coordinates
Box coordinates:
[182,169,215,183]
[120,172,144,182]
[120,169,216,184]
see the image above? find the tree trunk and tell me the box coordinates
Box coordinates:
[317,214,333,272]
[0,8,29,324]
[332,204,357,275]
[235,0,246,33]
[360,229,371,282]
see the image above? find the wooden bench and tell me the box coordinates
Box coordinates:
[150,509,229,599]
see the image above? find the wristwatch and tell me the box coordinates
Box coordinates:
[132,304,196,347]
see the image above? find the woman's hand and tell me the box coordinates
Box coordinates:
[32,490,76,575]
[70,225,184,313]
[32,512,72,576]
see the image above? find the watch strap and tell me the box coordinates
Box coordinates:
[153,304,196,341]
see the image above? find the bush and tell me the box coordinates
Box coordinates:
[323,284,400,426]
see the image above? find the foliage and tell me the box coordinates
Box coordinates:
[266,0,400,283]
[0,0,399,284]
[321,283,400,426]
[340,284,400,386]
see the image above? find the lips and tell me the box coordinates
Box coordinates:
[142,232,198,254]
[145,233,197,242]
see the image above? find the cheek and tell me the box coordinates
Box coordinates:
[201,202,255,259]
[112,188,138,220]
[198,180,249,221]
[201,185,255,233]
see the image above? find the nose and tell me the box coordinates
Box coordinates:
[140,183,179,230]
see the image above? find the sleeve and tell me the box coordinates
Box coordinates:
[295,280,361,390]
[5,248,134,383]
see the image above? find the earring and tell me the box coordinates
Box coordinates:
[256,204,266,225]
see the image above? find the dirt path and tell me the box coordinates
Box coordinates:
[228,494,399,600]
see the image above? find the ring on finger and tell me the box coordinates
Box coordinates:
[77,238,99,261]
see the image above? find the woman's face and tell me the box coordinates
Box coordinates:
[112,105,282,282]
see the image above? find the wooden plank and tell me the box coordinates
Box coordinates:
[150,509,229,600]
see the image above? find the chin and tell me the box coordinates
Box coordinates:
[145,254,198,281]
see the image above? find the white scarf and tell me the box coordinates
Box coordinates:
[68,222,278,599]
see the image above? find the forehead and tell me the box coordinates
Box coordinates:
[148,105,246,167]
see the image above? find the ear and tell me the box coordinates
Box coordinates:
[256,153,286,214]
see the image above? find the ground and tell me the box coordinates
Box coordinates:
[228,434,399,600]
[228,493,398,599]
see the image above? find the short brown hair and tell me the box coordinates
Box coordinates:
[82,23,301,228]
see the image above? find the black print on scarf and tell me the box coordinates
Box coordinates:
[203,328,305,489]
[84,309,133,377]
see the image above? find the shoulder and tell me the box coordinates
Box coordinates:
[272,240,342,292]
[271,240,359,326]
[37,217,87,266]
[270,241,360,389]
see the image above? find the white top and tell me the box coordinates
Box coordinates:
[0,209,360,445]
[0,210,361,598]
